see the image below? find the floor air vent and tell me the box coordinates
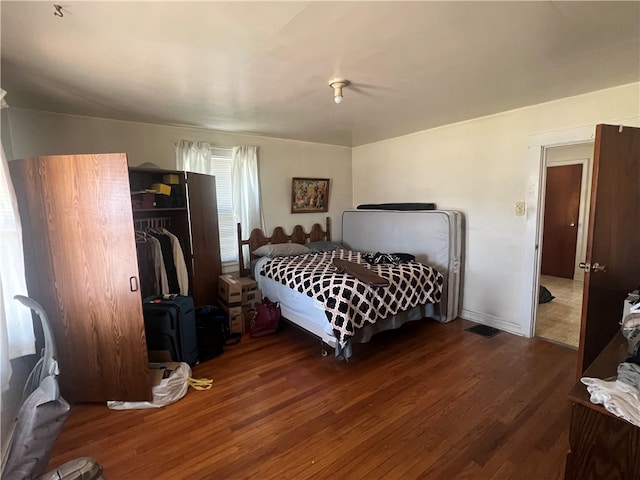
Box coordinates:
[466,324,502,338]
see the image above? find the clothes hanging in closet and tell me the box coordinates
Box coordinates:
[149,230,180,294]
[135,226,188,298]
[160,227,189,296]
[136,239,157,299]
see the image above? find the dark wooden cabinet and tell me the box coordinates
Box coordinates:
[10,154,152,403]
[565,335,640,480]
[128,167,221,306]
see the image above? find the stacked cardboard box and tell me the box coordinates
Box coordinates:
[218,274,262,334]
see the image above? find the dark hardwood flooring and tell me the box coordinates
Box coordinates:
[48,318,577,479]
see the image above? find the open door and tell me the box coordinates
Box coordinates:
[577,124,640,375]
[186,172,222,306]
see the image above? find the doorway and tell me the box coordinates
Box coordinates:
[535,143,593,348]
[541,163,583,279]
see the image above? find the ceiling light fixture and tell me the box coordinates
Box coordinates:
[329,79,349,104]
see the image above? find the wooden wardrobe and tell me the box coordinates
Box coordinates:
[10,154,221,403]
[129,166,221,307]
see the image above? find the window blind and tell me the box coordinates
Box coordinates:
[208,148,236,263]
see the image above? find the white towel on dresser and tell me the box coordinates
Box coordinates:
[581,364,640,427]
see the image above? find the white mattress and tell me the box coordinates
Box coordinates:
[342,209,462,322]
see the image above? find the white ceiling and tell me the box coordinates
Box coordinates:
[1,1,639,147]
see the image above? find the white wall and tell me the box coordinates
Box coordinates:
[5,109,352,241]
[352,83,640,335]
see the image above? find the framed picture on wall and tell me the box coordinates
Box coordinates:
[291,177,330,213]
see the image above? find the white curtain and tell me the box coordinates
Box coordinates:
[0,88,35,392]
[176,140,262,266]
[175,139,212,173]
[231,145,263,237]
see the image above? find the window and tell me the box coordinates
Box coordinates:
[177,140,261,268]
[207,147,236,264]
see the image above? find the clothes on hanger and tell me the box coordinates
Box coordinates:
[135,223,187,297]
[149,234,169,294]
[135,238,159,299]
[149,230,180,294]
[160,227,189,296]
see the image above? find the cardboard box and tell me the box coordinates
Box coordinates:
[140,193,155,209]
[218,274,242,304]
[218,274,257,304]
[242,288,262,305]
[148,350,173,362]
[148,350,181,386]
[219,302,242,317]
[240,278,258,292]
[242,289,262,313]
[229,313,244,334]
[242,301,261,315]
[151,183,171,196]
[131,192,155,209]
[162,174,180,185]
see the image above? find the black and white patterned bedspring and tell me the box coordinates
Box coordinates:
[259,249,444,343]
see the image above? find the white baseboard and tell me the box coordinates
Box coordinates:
[460,309,522,337]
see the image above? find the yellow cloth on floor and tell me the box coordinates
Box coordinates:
[188,377,213,390]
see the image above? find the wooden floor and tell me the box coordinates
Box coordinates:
[48,318,577,480]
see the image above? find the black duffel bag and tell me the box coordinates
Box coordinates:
[195,305,227,361]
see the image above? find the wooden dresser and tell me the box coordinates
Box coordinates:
[565,335,640,480]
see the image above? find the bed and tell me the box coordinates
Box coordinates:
[237,215,453,359]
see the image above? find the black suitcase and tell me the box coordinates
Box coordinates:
[195,305,226,362]
[143,295,198,366]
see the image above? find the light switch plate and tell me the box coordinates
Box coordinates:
[515,201,526,216]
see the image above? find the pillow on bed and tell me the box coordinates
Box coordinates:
[307,240,343,253]
[252,243,311,258]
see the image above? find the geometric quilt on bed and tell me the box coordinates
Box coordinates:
[258,249,444,343]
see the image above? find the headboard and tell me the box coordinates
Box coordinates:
[236,217,331,277]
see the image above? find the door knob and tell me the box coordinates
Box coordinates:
[579,262,607,273]
[570,223,576,227]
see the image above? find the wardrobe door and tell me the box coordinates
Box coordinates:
[186,172,221,306]
[10,154,151,403]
